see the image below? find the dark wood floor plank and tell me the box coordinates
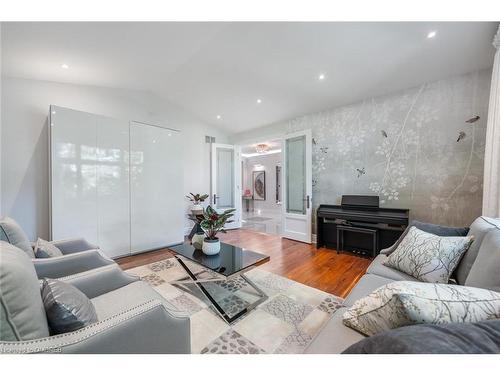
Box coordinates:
[116,229,371,298]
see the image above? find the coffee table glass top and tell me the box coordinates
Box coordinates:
[168,242,270,277]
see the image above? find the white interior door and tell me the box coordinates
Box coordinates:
[282,130,312,243]
[211,143,241,230]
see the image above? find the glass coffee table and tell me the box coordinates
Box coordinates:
[168,242,270,324]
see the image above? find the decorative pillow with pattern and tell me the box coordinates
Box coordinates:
[35,238,63,258]
[383,226,474,283]
[343,281,500,336]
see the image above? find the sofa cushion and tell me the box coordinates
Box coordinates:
[366,254,420,282]
[380,220,469,256]
[343,274,394,307]
[456,217,500,285]
[304,307,365,354]
[342,319,500,354]
[0,241,50,341]
[42,278,98,334]
[35,238,64,258]
[343,281,500,337]
[91,280,166,320]
[465,229,500,292]
[384,227,474,283]
[0,216,35,258]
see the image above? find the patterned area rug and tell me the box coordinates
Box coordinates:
[126,258,344,354]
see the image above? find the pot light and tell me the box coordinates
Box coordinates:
[61,63,69,69]
[427,31,437,39]
[216,115,221,120]
[318,73,325,81]
[256,99,262,104]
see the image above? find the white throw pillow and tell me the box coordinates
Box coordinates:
[383,226,474,283]
[343,281,500,336]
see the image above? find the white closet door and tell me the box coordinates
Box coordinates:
[95,116,130,258]
[130,122,184,252]
[50,106,130,258]
[50,106,99,245]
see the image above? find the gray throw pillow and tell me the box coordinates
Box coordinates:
[41,278,98,334]
[342,319,500,354]
[465,229,500,292]
[380,220,469,255]
[35,238,63,258]
[0,242,50,341]
[456,217,500,285]
[0,216,35,258]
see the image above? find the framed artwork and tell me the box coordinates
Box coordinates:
[253,171,266,200]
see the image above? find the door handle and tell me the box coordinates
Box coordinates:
[213,194,217,205]
[303,195,310,209]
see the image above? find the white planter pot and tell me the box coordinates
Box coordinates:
[202,238,220,256]
[190,204,204,215]
[191,233,205,249]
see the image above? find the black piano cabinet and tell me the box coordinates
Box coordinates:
[316,196,409,257]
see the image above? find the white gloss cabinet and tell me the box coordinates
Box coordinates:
[49,106,183,258]
[50,107,100,247]
[130,122,184,253]
[95,116,131,258]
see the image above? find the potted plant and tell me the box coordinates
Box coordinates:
[200,205,235,255]
[186,193,209,215]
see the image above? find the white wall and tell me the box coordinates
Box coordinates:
[1,76,228,240]
[243,152,282,213]
[231,70,491,227]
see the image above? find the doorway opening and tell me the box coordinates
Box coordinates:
[240,139,283,235]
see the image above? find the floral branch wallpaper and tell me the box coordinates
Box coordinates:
[284,70,491,227]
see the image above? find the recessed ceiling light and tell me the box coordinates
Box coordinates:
[427,31,437,39]
[216,115,221,120]
[318,73,325,81]
[256,99,262,104]
[61,63,69,69]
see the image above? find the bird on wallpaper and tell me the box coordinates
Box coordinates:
[320,146,329,154]
[457,131,466,142]
[312,138,317,145]
[356,167,366,178]
[381,130,388,138]
[466,115,480,124]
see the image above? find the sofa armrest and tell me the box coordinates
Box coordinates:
[49,237,99,254]
[33,249,115,279]
[0,300,191,354]
[59,264,139,298]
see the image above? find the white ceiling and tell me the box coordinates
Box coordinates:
[1,22,497,134]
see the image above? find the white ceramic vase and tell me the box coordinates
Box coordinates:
[202,238,220,256]
[191,233,205,249]
[190,204,204,215]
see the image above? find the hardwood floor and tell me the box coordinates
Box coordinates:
[117,229,371,298]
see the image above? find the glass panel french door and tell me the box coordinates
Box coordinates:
[211,144,241,230]
[282,130,312,243]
